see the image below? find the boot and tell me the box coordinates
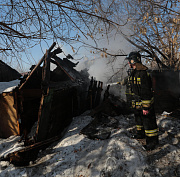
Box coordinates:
[144,136,159,151]
[133,130,145,139]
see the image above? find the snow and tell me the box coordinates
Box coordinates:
[0,79,20,93]
[0,112,149,177]
[0,109,180,176]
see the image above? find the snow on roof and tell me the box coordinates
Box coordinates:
[0,79,20,94]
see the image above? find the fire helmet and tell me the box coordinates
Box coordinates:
[126,51,141,64]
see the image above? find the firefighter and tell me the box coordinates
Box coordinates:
[125,51,159,150]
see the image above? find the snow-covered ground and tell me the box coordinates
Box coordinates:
[0,110,180,177]
[0,112,147,177]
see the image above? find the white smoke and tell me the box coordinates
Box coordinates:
[87,58,111,83]
[75,33,133,98]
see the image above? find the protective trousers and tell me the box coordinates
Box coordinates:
[134,107,159,148]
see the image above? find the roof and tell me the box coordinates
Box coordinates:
[19,43,88,90]
[0,60,21,82]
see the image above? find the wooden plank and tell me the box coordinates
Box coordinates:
[52,56,76,81]
[35,89,54,142]
[0,92,19,138]
[42,50,51,95]
[19,42,56,90]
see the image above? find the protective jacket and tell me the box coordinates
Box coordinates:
[130,63,153,110]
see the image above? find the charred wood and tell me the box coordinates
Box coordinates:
[86,77,93,109]
[90,94,128,117]
[0,135,63,166]
[80,113,119,140]
[42,50,51,95]
[92,80,97,108]
[19,42,56,90]
[94,81,103,107]
[103,85,110,101]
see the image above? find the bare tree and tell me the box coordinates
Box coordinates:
[114,0,180,69]
[0,0,179,70]
[0,0,126,69]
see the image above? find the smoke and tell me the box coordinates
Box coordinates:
[87,58,112,83]
[75,33,133,98]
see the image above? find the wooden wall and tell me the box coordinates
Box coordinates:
[0,92,19,138]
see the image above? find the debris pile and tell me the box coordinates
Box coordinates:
[81,85,129,140]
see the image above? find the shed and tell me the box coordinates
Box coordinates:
[0,42,89,140]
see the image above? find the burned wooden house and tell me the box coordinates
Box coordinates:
[0,42,89,142]
[0,42,111,166]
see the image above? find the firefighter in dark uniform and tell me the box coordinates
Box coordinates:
[125,51,159,150]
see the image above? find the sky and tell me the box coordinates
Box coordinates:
[11,30,134,86]
[0,0,141,90]
[0,0,140,78]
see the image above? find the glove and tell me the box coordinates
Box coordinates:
[143,109,149,115]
